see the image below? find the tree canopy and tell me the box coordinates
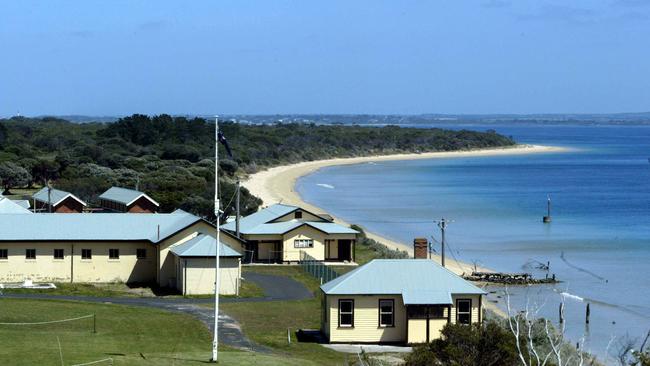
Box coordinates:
[0,115,515,219]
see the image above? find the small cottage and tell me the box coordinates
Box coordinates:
[320,259,486,344]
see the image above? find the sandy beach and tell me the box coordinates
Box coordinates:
[243,144,568,276]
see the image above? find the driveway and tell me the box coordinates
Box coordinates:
[0,273,313,353]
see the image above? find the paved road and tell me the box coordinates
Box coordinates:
[1,273,313,353]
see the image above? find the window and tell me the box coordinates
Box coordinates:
[54,249,64,260]
[294,211,303,219]
[0,249,7,260]
[81,249,92,260]
[137,248,146,259]
[109,249,120,260]
[294,239,314,248]
[407,305,446,319]
[338,299,354,328]
[26,249,36,260]
[379,299,394,327]
[456,299,472,325]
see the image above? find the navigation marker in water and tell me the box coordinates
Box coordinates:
[543,195,552,223]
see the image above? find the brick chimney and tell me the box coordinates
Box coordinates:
[413,238,428,259]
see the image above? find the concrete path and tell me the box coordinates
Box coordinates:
[0,273,312,353]
[322,344,413,354]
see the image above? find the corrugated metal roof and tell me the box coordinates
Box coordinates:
[99,187,160,207]
[306,222,358,234]
[222,203,297,232]
[33,187,86,207]
[402,290,452,305]
[0,198,32,214]
[222,204,357,236]
[321,260,485,302]
[14,200,30,209]
[0,211,202,243]
[170,234,241,257]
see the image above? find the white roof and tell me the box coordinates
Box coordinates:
[0,198,32,214]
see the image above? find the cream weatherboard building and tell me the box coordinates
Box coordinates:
[320,259,486,344]
[221,204,358,263]
[0,210,243,295]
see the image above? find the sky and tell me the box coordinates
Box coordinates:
[1,1,649,116]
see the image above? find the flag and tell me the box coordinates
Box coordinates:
[218,130,233,158]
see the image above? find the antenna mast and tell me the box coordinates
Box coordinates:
[211,116,221,362]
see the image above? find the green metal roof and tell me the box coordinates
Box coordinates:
[170,234,242,257]
[321,259,485,304]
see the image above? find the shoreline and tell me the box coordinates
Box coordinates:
[242,144,569,276]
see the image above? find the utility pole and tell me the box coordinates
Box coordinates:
[47,179,52,213]
[235,180,241,238]
[211,116,221,363]
[434,218,452,267]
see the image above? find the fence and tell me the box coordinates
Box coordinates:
[299,252,340,284]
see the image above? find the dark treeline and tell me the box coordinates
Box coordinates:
[0,114,515,219]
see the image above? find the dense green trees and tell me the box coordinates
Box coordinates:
[0,115,515,219]
[0,161,32,194]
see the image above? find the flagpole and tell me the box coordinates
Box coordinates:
[212,116,221,362]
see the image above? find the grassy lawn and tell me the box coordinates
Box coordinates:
[0,298,314,365]
[2,280,264,299]
[219,266,355,365]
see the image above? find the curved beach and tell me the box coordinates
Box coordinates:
[243,144,568,276]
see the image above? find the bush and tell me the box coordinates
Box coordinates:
[405,321,519,366]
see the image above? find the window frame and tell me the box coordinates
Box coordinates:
[456,299,472,325]
[378,299,395,328]
[81,249,92,260]
[109,248,120,260]
[25,249,36,260]
[294,239,314,249]
[0,248,7,260]
[53,249,64,260]
[136,248,146,259]
[338,299,354,328]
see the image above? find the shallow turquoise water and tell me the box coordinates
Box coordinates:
[297,124,650,361]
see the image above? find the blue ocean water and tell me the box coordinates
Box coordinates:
[297,124,650,362]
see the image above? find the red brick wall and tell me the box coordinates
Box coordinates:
[413,238,428,259]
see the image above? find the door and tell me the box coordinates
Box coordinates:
[337,240,351,261]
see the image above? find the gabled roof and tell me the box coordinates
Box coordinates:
[0,198,32,214]
[99,187,160,207]
[222,204,299,232]
[0,210,202,243]
[33,187,87,207]
[321,259,485,305]
[170,234,242,257]
[245,221,357,235]
[13,200,30,209]
[221,203,353,236]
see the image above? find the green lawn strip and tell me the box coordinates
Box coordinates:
[220,299,350,365]
[0,298,210,365]
[0,298,310,365]
[3,280,265,299]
